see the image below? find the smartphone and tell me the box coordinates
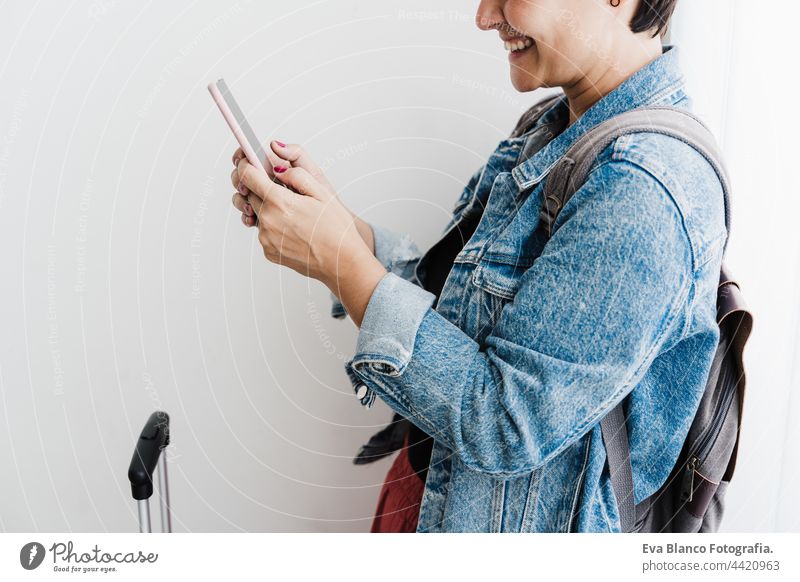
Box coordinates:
[208,78,269,176]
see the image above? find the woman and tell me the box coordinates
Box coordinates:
[229,0,726,532]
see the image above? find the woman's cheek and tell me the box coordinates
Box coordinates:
[504,0,552,38]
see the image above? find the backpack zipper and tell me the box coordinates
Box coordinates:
[680,380,737,503]
[691,381,737,463]
[681,455,698,502]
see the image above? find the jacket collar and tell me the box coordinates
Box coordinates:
[511,45,686,190]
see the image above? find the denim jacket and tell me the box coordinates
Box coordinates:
[332,46,727,532]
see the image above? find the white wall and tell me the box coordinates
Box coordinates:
[0,0,796,532]
[0,0,527,532]
[672,0,800,532]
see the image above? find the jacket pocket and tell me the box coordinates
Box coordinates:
[462,254,532,341]
[467,197,541,302]
[471,255,531,301]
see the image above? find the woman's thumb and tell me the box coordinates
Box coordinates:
[273,166,328,201]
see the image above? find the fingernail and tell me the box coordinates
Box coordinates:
[274,165,287,173]
[244,203,252,215]
[275,141,286,148]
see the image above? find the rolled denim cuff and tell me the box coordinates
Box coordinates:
[345,272,435,407]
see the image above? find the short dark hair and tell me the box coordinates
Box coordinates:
[630,0,679,38]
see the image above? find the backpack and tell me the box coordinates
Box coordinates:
[511,94,753,532]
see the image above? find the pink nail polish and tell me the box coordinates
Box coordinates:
[274,165,287,173]
[275,141,286,148]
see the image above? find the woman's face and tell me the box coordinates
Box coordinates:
[476,0,639,92]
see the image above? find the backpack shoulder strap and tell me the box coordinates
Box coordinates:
[540,106,733,533]
[540,106,732,251]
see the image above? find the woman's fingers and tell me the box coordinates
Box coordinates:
[232,147,243,166]
[272,166,327,201]
[232,142,332,208]
[246,192,269,217]
[232,191,258,227]
[262,148,284,178]
[231,192,253,215]
[232,147,277,181]
[230,167,252,197]
[237,158,292,208]
[270,141,334,190]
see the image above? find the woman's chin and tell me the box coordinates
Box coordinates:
[509,68,543,93]
[508,44,544,92]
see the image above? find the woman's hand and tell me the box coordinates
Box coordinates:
[231,141,375,252]
[232,144,387,327]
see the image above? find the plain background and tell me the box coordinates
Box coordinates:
[0,0,797,532]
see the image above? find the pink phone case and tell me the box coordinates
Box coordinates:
[208,79,269,176]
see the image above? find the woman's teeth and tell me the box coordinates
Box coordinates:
[504,37,534,52]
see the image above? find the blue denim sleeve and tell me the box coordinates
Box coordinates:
[345,160,694,477]
[329,223,423,319]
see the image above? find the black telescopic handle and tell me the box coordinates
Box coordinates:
[128,411,170,501]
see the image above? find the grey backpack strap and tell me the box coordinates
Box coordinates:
[601,403,637,532]
[540,106,732,533]
[540,107,732,249]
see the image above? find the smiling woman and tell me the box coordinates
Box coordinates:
[478,0,678,123]
[228,0,730,534]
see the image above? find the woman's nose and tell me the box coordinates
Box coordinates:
[475,0,504,32]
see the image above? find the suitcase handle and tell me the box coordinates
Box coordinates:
[128,411,172,532]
